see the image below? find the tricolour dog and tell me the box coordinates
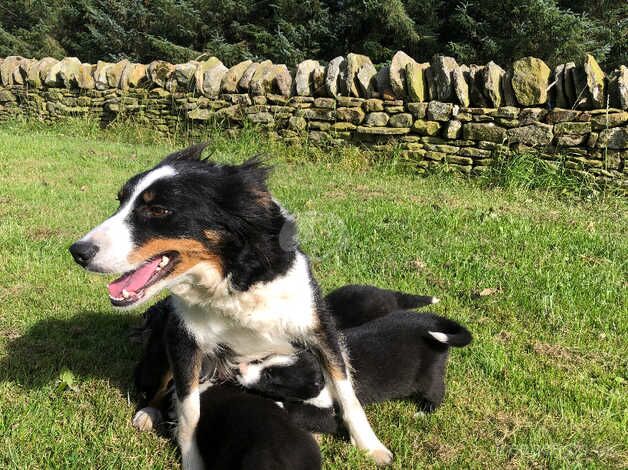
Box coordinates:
[69,145,392,467]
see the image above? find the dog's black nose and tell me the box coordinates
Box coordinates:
[69,241,98,267]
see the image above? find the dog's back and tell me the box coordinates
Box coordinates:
[196,384,321,470]
[325,284,438,329]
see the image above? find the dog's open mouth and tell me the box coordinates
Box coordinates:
[107,252,178,307]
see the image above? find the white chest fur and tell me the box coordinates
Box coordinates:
[172,252,318,361]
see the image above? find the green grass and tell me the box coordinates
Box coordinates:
[0,119,626,469]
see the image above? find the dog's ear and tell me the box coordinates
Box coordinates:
[238,155,272,183]
[160,143,209,165]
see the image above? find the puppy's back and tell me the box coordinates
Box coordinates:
[325,284,438,329]
[345,311,471,405]
[196,384,321,470]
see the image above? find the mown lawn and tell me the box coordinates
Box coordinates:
[0,120,626,469]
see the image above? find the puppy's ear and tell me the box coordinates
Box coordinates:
[160,143,209,165]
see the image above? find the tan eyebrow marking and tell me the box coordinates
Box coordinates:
[142,190,156,203]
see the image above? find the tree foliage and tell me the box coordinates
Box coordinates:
[0,0,625,69]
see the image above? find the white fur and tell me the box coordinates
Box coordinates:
[304,385,334,409]
[132,406,162,431]
[78,165,177,273]
[428,331,449,343]
[176,388,203,470]
[329,377,392,463]
[237,355,298,387]
[171,252,317,361]
[431,297,440,304]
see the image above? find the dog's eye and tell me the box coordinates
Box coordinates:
[142,206,171,218]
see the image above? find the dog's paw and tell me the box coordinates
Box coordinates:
[368,447,394,466]
[132,407,162,432]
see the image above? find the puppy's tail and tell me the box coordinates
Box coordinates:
[394,291,440,309]
[420,314,472,348]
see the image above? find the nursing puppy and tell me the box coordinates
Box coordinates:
[69,145,392,467]
[237,311,472,433]
[131,301,321,470]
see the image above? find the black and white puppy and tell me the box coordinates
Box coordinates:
[131,301,321,470]
[237,311,472,433]
[69,145,392,467]
[325,284,439,329]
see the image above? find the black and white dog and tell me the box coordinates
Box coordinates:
[69,145,392,467]
[237,311,472,433]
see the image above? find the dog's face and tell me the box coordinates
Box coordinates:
[70,144,294,308]
[236,350,325,401]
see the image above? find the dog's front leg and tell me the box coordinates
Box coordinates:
[167,321,205,470]
[314,328,393,465]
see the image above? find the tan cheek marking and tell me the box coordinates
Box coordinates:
[128,238,224,277]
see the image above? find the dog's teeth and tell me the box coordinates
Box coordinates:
[159,256,169,267]
[122,289,130,299]
[155,266,161,272]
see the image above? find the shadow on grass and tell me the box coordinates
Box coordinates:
[0,310,141,391]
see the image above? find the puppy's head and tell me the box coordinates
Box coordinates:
[70,144,295,308]
[236,350,325,401]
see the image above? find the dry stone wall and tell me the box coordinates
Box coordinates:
[1,52,626,187]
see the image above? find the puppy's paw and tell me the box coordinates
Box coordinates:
[132,407,162,432]
[368,446,394,466]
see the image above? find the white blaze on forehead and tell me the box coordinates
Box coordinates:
[236,354,297,387]
[79,165,177,273]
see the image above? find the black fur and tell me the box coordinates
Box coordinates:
[244,311,472,433]
[195,384,321,470]
[245,350,325,402]
[325,284,437,329]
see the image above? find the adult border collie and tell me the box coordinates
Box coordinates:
[69,145,392,467]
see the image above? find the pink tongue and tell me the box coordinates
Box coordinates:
[107,257,162,298]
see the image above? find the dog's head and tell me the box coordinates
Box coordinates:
[69,144,296,308]
[236,350,325,401]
